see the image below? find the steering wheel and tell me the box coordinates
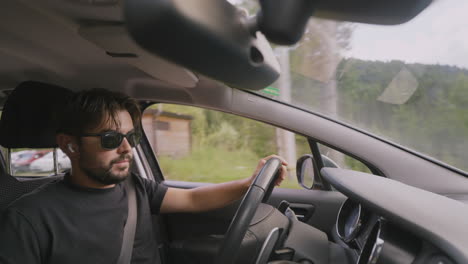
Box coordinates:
[215,158,283,264]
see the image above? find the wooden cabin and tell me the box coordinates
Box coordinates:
[142,109,192,158]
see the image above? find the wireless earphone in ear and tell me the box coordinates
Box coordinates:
[67,144,75,153]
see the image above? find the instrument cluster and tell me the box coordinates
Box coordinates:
[335,198,447,264]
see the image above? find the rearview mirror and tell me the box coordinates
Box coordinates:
[124,0,280,90]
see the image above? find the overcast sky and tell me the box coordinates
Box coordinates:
[346,0,468,69]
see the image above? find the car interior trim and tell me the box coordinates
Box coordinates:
[322,167,468,263]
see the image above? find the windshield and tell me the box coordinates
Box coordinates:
[234,0,468,173]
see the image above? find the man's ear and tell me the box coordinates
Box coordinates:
[56,133,79,157]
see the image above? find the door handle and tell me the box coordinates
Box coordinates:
[289,203,315,222]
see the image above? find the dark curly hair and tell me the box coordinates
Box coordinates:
[57,88,141,138]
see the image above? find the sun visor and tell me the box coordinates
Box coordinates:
[78,25,199,89]
[0,81,73,148]
[124,0,280,90]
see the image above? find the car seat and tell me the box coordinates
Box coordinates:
[0,81,73,212]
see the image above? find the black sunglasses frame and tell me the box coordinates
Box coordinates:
[81,130,142,150]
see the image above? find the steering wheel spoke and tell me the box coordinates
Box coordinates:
[215,158,283,264]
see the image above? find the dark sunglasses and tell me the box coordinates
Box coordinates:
[81,130,142,150]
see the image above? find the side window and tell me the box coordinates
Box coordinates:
[318,143,372,174]
[1,147,71,177]
[142,104,310,189]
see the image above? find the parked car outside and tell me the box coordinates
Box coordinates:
[11,150,51,174]
[10,150,32,163]
[30,149,71,173]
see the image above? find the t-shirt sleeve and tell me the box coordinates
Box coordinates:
[0,208,42,264]
[139,177,168,214]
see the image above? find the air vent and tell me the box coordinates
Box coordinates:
[67,0,119,6]
[106,52,138,58]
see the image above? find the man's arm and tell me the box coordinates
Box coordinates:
[160,155,288,214]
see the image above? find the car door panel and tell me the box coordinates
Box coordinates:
[163,180,346,240]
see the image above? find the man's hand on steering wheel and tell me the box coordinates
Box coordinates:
[248,154,289,187]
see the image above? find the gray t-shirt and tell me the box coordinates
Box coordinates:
[0,173,168,264]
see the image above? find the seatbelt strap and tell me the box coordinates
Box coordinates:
[118,175,138,264]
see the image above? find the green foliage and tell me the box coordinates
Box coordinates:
[204,122,240,151]
[336,59,468,172]
[344,156,371,173]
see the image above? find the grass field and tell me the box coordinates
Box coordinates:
[158,146,300,189]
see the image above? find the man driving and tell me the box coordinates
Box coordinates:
[0,88,288,263]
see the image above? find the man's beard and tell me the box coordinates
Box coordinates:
[80,154,133,185]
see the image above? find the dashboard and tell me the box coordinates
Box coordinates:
[322,168,468,264]
[335,199,453,264]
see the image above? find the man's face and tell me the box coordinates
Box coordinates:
[77,110,134,185]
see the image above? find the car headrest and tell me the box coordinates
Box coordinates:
[0,81,73,148]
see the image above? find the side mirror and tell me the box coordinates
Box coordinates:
[296,154,340,190]
[296,155,317,189]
